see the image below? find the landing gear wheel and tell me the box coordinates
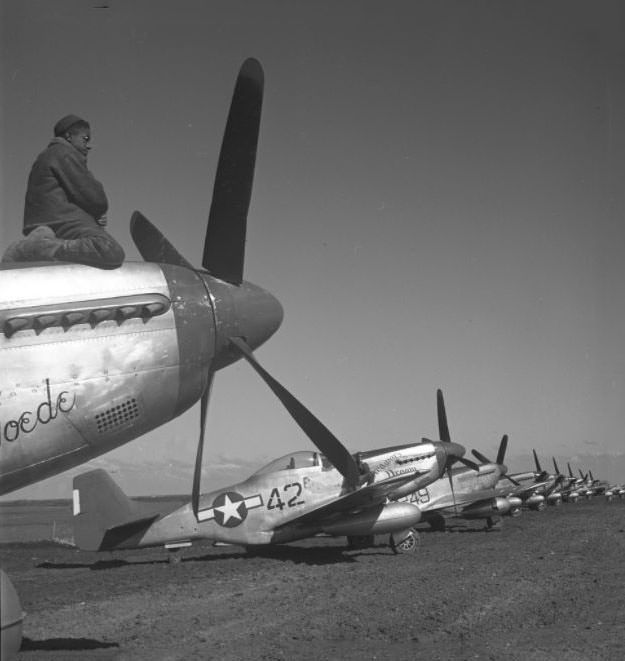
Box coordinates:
[390,529,420,554]
[347,535,375,550]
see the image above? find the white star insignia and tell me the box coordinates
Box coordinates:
[215,494,244,525]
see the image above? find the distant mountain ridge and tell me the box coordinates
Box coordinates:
[0,454,265,501]
[2,450,624,501]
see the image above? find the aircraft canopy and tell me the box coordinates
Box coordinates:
[252,451,332,476]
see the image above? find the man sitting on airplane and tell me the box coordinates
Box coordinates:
[2,114,125,268]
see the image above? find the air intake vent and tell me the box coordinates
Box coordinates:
[95,398,139,433]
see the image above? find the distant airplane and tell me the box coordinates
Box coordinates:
[72,376,467,556]
[551,458,581,503]
[399,390,520,531]
[604,484,625,501]
[0,58,281,660]
[494,450,564,511]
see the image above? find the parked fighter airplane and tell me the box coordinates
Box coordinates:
[579,469,615,498]
[399,390,520,531]
[1,58,283,659]
[72,372,468,556]
[605,484,625,501]
[0,59,281,496]
[528,450,564,506]
[551,458,581,503]
[493,450,564,511]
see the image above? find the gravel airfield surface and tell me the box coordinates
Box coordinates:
[1,498,624,660]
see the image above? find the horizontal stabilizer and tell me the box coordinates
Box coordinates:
[73,469,160,551]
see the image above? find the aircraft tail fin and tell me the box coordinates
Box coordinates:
[73,469,159,551]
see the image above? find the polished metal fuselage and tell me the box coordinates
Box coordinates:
[110,441,453,549]
[400,463,503,514]
[0,261,282,494]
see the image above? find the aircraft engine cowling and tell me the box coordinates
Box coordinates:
[524,494,545,510]
[461,497,512,519]
[506,496,523,515]
[320,502,421,537]
[546,492,562,506]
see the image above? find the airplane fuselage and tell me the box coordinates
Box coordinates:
[400,463,504,515]
[73,440,457,550]
[0,261,281,494]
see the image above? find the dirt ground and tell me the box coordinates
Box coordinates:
[1,498,624,660]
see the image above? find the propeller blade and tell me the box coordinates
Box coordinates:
[458,456,481,471]
[202,58,264,284]
[447,466,457,514]
[436,389,451,444]
[191,372,215,518]
[533,449,542,473]
[472,449,491,465]
[503,474,520,487]
[130,211,195,269]
[552,457,560,474]
[230,337,360,489]
[496,435,508,466]
[568,463,574,477]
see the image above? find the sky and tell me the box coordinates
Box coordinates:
[2,0,625,497]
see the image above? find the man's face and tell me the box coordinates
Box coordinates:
[66,128,91,157]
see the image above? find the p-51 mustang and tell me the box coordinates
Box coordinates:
[550,458,581,502]
[398,390,521,531]
[0,59,282,496]
[492,450,564,511]
[73,371,467,555]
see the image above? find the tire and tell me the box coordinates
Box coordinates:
[390,529,420,554]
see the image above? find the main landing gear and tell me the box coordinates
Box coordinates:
[389,528,420,554]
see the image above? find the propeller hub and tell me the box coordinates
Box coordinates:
[436,441,466,474]
[202,274,283,370]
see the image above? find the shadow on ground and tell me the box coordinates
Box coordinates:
[35,543,377,569]
[21,637,119,651]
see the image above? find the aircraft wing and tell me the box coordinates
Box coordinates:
[275,472,422,530]
[508,478,553,498]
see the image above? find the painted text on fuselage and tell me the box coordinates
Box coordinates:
[1,379,76,445]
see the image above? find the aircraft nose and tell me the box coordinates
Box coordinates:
[203,275,283,370]
[435,441,466,473]
[231,281,284,351]
[445,441,466,463]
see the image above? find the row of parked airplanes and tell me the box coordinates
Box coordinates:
[71,388,623,558]
[0,58,621,658]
